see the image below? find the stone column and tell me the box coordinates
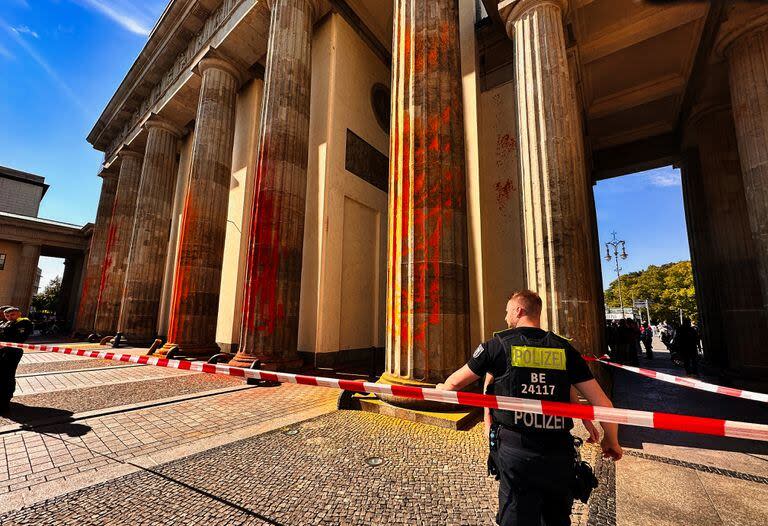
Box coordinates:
[74,170,118,335]
[500,0,601,355]
[720,7,768,308]
[57,257,76,330]
[679,150,721,364]
[11,243,41,314]
[380,0,471,391]
[94,151,144,335]
[229,0,318,369]
[160,57,240,357]
[685,106,768,375]
[118,118,181,344]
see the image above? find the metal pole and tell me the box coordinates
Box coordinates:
[616,254,624,312]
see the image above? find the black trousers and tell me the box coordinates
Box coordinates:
[491,427,575,526]
[0,347,23,408]
[643,340,653,359]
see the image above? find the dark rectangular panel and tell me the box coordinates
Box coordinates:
[345,129,389,193]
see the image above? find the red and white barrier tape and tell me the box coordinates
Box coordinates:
[3,341,768,442]
[583,355,768,404]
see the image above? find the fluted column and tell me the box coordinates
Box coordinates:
[229,0,318,369]
[380,0,470,391]
[74,170,118,335]
[500,0,601,355]
[10,243,41,314]
[720,6,768,308]
[94,151,144,335]
[161,57,240,356]
[688,107,767,371]
[118,119,181,344]
[679,150,721,362]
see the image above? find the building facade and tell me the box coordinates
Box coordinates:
[77,0,768,387]
[0,166,91,322]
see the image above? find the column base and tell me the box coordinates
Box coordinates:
[357,394,481,431]
[376,373,470,412]
[227,351,304,371]
[153,342,221,359]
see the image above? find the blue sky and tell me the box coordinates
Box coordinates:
[594,166,691,288]
[1,1,691,292]
[1,0,166,287]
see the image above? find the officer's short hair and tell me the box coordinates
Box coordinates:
[509,290,542,317]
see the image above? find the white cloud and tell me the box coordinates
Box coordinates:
[648,171,679,188]
[1,20,89,115]
[12,25,39,38]
[0,42,13,59]
[73,0,156,36]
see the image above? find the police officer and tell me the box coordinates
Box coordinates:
[1,307,33,344]
[437,290,622,526]
[0,305,11,335]
[0,307,30,413]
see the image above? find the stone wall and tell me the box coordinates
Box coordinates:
[299,13,390,359]
[0,240,21,304]
[0,178,43,217]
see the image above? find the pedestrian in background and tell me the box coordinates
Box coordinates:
[641,322,653,360]
[674,318,699,376]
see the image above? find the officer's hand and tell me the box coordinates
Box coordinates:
[582,419,600,443]
[600,437,623,461]
[435,383,447,391]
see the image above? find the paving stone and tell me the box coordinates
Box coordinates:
[0,411,600,525]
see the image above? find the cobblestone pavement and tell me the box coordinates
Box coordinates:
[17,357,136,375]
[1,343,766,525]
[17,352,92,364]
[14,364,197,395]
[0,382,337,497]
[0,411,598,526]
[0,373,244,426]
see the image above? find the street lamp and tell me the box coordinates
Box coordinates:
[604,232,628,314]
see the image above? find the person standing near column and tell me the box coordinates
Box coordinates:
[437,291,622,526]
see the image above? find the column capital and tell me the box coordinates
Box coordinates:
[714,3,768,59]
[143,115,183,138]
[683,102,732,147]
[194,53,246,85]
[98,166,118,180]
[117,149,143,162]
[499,0,568,38]
[266,0,322,20]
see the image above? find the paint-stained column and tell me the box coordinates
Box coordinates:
[719,7,768,309]
[118,119,181,344]
[160,57,240,357]
[10,243,41,314]
[229,0,319,369]
[381,0,471,390]
[499,0,601,355]
[74,170,118,335]
[94,151,144,336]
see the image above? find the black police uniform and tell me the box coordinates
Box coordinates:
[0,316,30,411]
[467,327,594,526]
[1,317,33,344]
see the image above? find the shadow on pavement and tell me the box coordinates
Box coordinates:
[2,402,92,437]
[613,349,768,454]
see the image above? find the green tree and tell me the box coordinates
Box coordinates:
[604,261,697,323]
[31,276,62,314]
